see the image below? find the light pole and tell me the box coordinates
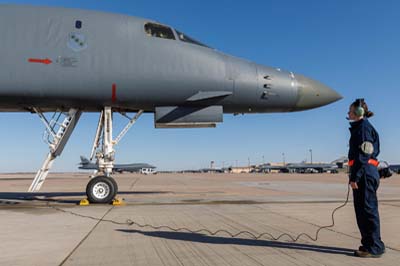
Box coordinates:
[282,152,286,166]
[309,149,313,164]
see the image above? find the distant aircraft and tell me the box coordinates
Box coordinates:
[261,162,338,173]
[389,164,400,174]
[78,156,156,174]
[285,163,338,173]
[0,5,342,203]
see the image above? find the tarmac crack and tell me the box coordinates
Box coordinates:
[129,177,141,191]
[231,246,266,266]
[155,218,186,266]
[381,202,400,208]
[58,206,115,266]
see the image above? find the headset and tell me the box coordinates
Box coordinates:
[354,98,365,117]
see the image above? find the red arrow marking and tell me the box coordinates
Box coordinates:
[28,58,53,65]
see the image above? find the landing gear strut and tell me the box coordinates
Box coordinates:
[29,106,143,204]
[87,107,143,203]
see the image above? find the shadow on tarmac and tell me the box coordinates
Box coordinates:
[0,191,170,204]
[117,229,355,256]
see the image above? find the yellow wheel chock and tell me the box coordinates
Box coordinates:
[112,198,125,206]
[79,198,90,206]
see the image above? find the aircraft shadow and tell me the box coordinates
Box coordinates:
[0,191,171,204]
[116,229,355,256]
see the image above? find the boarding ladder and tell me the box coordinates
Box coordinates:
[28,108,82,192]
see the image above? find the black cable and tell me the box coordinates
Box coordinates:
[49,184,351,242]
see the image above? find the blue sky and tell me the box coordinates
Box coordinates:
[0,0,399,172]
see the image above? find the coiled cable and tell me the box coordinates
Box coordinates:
[50,184,351,242]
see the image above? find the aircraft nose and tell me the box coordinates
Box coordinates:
[294,74,342,110]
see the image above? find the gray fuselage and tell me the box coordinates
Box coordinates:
[0,5,342,114]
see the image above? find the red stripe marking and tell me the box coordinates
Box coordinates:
[112,83,117,102]
[28,58,52,65]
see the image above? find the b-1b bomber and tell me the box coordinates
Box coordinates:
[0,5,342,203]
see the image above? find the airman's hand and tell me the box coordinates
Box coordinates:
[350,181,358,190]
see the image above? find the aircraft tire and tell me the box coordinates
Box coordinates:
[109,176,118,194]
[86,176,117,204]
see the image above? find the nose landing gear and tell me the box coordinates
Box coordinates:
[86,107,143,203]
[29,106,143,204]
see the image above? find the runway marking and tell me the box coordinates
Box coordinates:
[58,206,114,266]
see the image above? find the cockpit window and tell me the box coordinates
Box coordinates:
[175,30,209,48]
[144,23,175,40]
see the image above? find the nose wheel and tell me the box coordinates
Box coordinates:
[86,176,118,203]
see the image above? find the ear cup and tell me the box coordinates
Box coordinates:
[353,98,365,117]
[355,106,365,117]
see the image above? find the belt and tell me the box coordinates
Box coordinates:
[348,159,379,167]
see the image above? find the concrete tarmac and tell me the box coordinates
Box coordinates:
[1,172,399,266]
